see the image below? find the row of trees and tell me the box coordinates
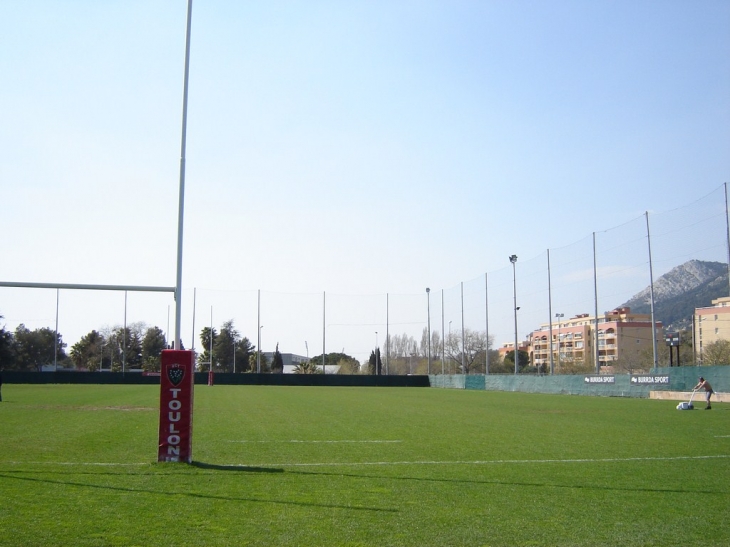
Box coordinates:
[9,312,724,374]
[0,313,519,374]
[383,328,516,374]
[69,324,167,372]
[0,315,169,372]
[197,320,261,373]
[0,322,67,371]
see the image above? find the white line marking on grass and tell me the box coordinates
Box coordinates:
[241,454,730,468]
[3,462,150,467]
[4,454,727,469]
[227,440,402,444]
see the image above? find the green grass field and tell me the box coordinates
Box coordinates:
[0,384,728,546]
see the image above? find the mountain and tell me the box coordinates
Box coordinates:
[620,260,729,331]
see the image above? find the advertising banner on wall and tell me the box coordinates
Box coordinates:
[630,374,670,385]
[158,350,195,463]
[584,375,615,384]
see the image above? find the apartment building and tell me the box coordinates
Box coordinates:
[497,340,530,362]
[528,307,663,370]
[693,296,730,362]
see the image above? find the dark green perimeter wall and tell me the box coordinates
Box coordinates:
[1,371,429,388]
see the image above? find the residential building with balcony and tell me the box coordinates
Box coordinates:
[528,307,663,370]
[693,296,730,363]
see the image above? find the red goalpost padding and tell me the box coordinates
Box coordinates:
[158,350,195,463]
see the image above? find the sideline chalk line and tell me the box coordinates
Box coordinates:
[3,454,728,468]
[227,439,403,444]
[247,454,730,468]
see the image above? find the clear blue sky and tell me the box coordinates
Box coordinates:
[1,1,729,361]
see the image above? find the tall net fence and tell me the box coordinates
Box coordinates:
[2,185,729,372]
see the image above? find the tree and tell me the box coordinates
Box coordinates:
[142,326,166,360]
[70,330,106,371]
[702,339,730,365]
[198,326,217,371]
[271,343,284,373]
[444,328,490,374]
[335,356,361,374]
[310,352,358,373]
[233,337,255,373]
[141,326,167,372]
[213,320,238,372]
[554,354,595,375]
[108,325,143,371]
[501,349,531,374]
[385,333,421,360]
[212,320,255,373]
[249,351,269,373]
[367,348,383,375]
[14,324,67,371]
[419,328,442,364]
[293,361,321,374]
[0,315,16,369]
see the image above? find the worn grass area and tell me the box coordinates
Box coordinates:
[0,384,728,546]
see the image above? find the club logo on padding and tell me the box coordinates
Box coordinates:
[167,364,185,386]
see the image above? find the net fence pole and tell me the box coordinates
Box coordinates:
[484,273,489,375]
[725,182,730,297]
[461,281,466,374]
[645,212,658,372]
[593,233,599,374]
[547,250,554,375]
[54,288,59,372]
[441,289,445,376]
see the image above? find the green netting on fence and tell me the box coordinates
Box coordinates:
[430,365,729,398]
[429,375,464,389]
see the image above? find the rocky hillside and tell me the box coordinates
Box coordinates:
[621,260,729,331]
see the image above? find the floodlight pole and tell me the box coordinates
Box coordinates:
[174,0,193,349]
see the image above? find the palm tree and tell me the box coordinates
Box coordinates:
[293,361,321,374]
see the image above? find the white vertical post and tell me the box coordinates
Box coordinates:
[174,0,194,349]
[191,287,196,350]
[386,293,389,375]
[322,292,326,373]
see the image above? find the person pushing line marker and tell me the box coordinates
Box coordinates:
[693,376,714,410]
